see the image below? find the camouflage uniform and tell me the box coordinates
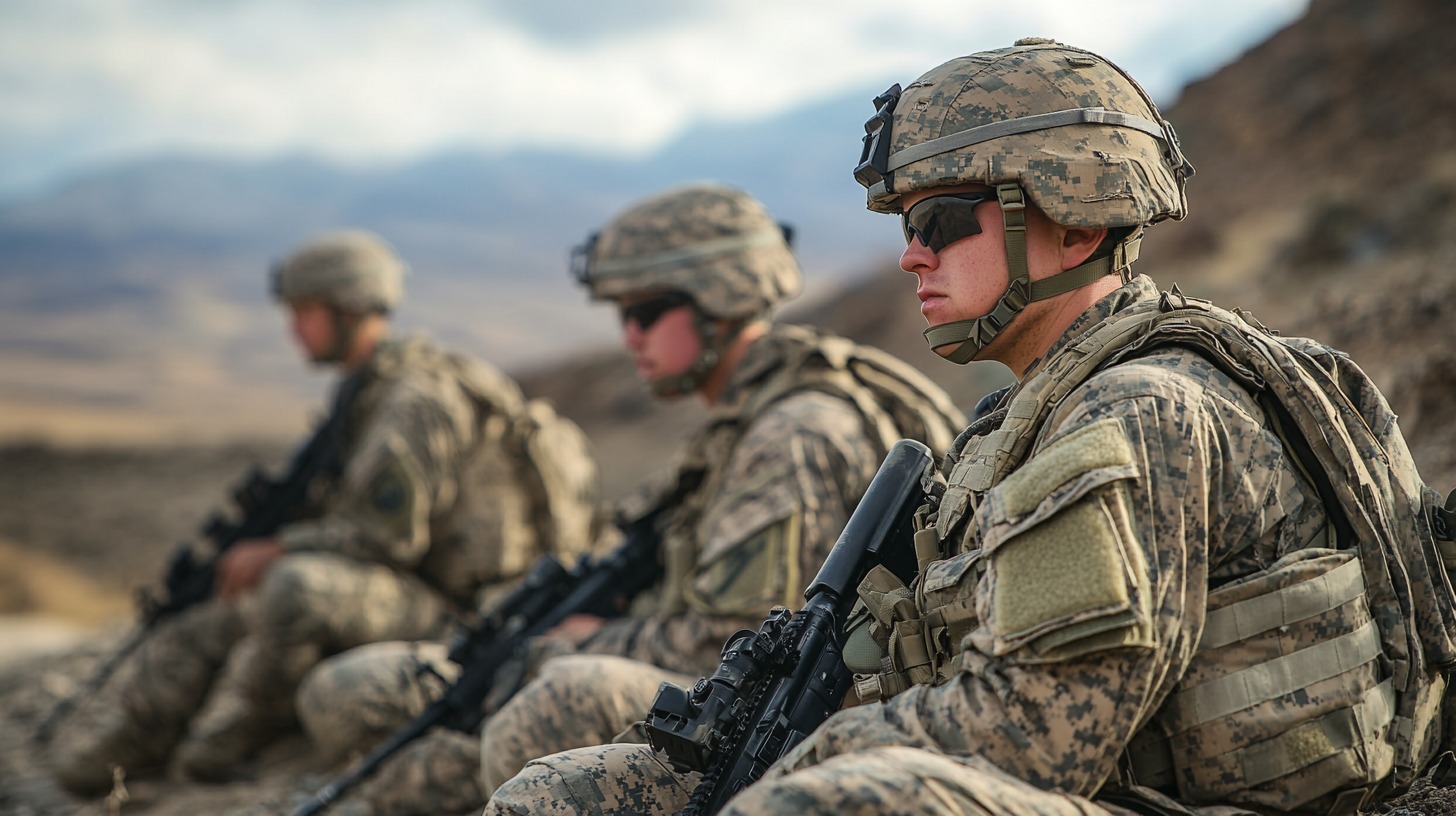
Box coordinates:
[487,41,1450,816]
[486,276,1313,815]
[298,185,965,816]
[477,323,948,795]
[307,325,963,815]
[49,233,598,795]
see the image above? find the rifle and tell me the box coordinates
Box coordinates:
[644,438,932,815]
[287,506,668,816]
[35,407,350,745]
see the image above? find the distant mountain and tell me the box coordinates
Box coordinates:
[0,86,907,444]
[0,89,892,347]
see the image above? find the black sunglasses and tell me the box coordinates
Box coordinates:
[900,191,999,253]
[619,291,694,330]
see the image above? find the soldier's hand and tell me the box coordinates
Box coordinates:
[216,538,285,602]
[546,613,606,646]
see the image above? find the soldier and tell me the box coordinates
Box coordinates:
[292,182,966,816]
[48,229,598,795]
[486,39,1456,815]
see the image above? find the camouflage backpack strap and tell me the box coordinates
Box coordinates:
[832,334,965,457]
[1109,295,1456,804]
[1165,306,1453,789]
[934,295,1169,544]
[740,324,965,459]
[738,325,897,454]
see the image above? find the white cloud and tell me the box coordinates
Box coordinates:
[0,0,1309,199]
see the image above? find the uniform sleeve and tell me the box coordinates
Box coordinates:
[775,354,1297,795]
[584,391,883,675]
[277,372,474,568]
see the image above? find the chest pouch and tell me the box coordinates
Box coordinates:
[845,545,984,706]
[1126,549,1398,812]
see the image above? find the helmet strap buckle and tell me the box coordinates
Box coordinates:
[995,184,1030,287]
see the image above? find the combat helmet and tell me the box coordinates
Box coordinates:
[571,182,801,395]
[853,38,1195,363]
[271,229,406,316]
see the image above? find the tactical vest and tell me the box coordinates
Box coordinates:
[651,323,967,617]
[860,288,1456,811]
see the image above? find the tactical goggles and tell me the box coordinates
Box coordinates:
[618,291,694,330]
[900,191,999,253]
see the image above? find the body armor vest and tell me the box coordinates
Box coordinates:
[865,288,1456,811]
[650,324,966,617]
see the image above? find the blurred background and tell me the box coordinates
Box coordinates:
[3,0,1456,809]
[0,0,1311,446]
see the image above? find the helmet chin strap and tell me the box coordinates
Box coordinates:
[922,184,1139,365]
[648,310,746,399]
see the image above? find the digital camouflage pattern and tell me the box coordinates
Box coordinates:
[49,334,597,794]
[271,230,407,315]
[485,743,1144,816]
[486,740,699,816]
[312,322,964,815]
[855,39,1197,365]
[478,655,694,795]
[573,322,958,674]
[294,643,485,816]
[485,275,1411,815]
[295,641,460,765]
[577,182,801,320]
[860,38,1191,227]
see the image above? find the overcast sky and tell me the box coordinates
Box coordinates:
[0,0,1309,203]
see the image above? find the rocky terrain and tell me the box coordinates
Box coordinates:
[5,0,1456,812]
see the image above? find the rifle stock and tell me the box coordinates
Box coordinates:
[644,438,933,815]
[287,509,667,816]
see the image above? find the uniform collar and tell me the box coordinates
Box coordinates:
[713,323,801,410]
[1021,274,1161,380]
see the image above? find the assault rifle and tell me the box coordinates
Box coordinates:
[287,506,668,816]
[644,438,932,815]
[35,408,349,745]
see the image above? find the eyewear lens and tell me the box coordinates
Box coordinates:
[900,192,998,253]
[619,293,693,330]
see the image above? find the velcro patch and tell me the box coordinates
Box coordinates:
[691,512,803,617]
[364,454,417,538]
[987,483,1153,662]
[1000,417,1135,518]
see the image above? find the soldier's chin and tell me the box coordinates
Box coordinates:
[306,348,344,367]
[647,375,692,400]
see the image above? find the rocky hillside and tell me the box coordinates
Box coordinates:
[1139,0,1456,487]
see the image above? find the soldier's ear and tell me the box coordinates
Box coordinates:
[1060,226,1109,272]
